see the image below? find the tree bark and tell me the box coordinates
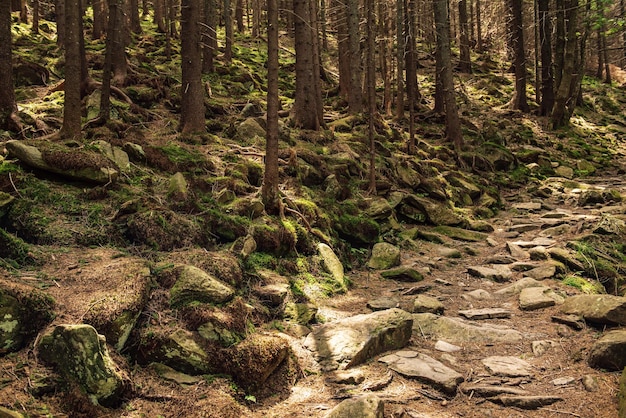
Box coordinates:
[366,0,377,193]
[181,0,206,133]
[235,0,244,32]
[552,0,578,128]
[506,0,529,112]
[92,0,107,39]
[56,0,66,45]
[406,0,417,153]
[433,0,463,151]
[336,0,350,101]
[130,0,142,33]
[347,0,363,113]
[538,0,554,116]
[32,0,40,34]
[262,0,280,214]
[458,0,471,73]
[0,0,19,132]
[293,0,320,129]
[395,0,405,120]
[202,0,218,72]
[61,0,82,139]
[225,0,233,62]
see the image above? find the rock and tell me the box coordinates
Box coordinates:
[494,277,543,297]
[367,243,401,270]
[467,265,512,282]
[463,289,493,301]
[588,330,626,371]
[509,223,541,233]
[411,295,444,314]
[318,243,347,290]
[151,363,203,385]
[519,287,564,311]
[531,340,558,356]
[380,266,424,282]
[379,350,463,394]
[554,165,574,179]
[284,302,318,325]
[122,142,145,161]
[552,376,576,386]
[0,407,24,418]
[0,191,14,217]
[401,195,465,226]
[367,297,399,311]
[482,356,533,377]
[506,242,528,259]
[92,140,130,171]
[547,247,585,271]
[458,308,511,320]
[412,313,523,343]
[225,333,290,391]
[485,255,516,264]
[560,294,626,325]
[37,324,127,407]
[364,197,393,220]
[513,202,542,211]
[551,314,585,330]
[495,395,562,409]
[436,246,462,258]
[168,172,188,197]
[461,385,529,397]
[303,308,413,370]
[433,226,487,242]
[577,159,596,175]
[434,340,461,353]
[0,281,55,355]
[137,328,211,375]
[583,374,599,392]
[254,283,289,308]
[594,214,626,235]
[197,321,241,347]
[326,394,384,418]
[327,369,365,385]
[5,140,118,184]
[237,117,266,139]
[509,238,556,248]
[170,265,235,308]
[524,263,556,280]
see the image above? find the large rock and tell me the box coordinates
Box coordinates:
[560,295,626,325]
[137,328,211,375]
[367,243,401,270]
[482,356,533,377]
[494,277,543,297]
[326,394,384,418]
[37,324,127,407]
[519,287,564,311]
[304,308,413,370]
[0,280,55,355]
[412,313,523,343]
[170,265,235,307]
[379,350,463,394]
[92,139,130,172]
[588,330,626,371]
[237,117,266,139]
[380,267,424,282]
[401,194,465,226]
[467,265,513,282]
[318,243,347,290]
[5,140,118,184]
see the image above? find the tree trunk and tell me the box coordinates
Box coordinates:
[395,0,404,120]
[95,0,122,125]
[262,0,280,214]
[111,0,128,85]
[406,0,417,153]
[225,0,233,62]
[293,0,320,129]
[33,0,40,34]
[552,0,578,128]
[130,0,142,33]
[433,0,463,151]
[202,0,218,72]
[554,0,565,89]
[235,0,244,32]
[56,0,66,45]
[336,0,350,101]
[458,0,471,73]
[320,0,328,50]
[366,0,377,193]
[475,0,482,50]
[538,0,554,116]
[61,0,82,139]
[154,0,167,32]
[309,0,324,127]
[379,0,392,115]
[505,0,528,112]
[181,0,206,133]
[347,0,363,113]
[92,0,107,39]
[0,0,19,131]
[252,0,260,37]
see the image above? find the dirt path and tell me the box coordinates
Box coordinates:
[252,177,623,418]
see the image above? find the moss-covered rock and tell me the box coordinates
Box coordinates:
[0,227,32,265]
[126,210,204,250]
[37,324,128,407]
[367,242,401,270]
[336,215,380,246]
[170,265,236,307]
[136,328,212,375]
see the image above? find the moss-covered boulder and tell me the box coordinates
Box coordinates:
[367,243,401,270]
[5,140,118,184]
[91,140,130,172]
[0,227,32,265]
[236,117,266,140]
[336,215,380,246]
[326,394,384,418]
[126,210,204,250]
[0,191,14,218]
[317,243,346,290]
[0,279,55,354]
[170,265,235,307]
[37,324,128,407]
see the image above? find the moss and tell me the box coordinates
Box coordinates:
[251,222,296,256]
[562,275,605,294]
[335,215,380,246]
[0,227,32,265]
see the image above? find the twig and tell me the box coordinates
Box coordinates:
[540,408,582,417]
[9,173,22,198]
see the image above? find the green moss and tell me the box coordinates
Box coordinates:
[0,227,32,265]
[562,275,605,294]
[335,215,380,246]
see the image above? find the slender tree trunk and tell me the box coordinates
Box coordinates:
[225,0,233,62]
[320,0,328,50]
[406,0,416,153]
[33,0,40,34]
[336,0,350,101]
[92,0,106,39]
[235,0,244,32]
[309,0,324,127]
[603,30,611,83]
[554,0,565,89]
[61,0,82,139]
[366,0,377,193]
[181,0,206,133]
[379,0,392,115]
[395,0,404,120]
[0,0,19,132]
[475,0,482,50]
[538,0,554,116]
[56,0,66,45]
[534,0,539,105]
[293,0,320,129]
[596,28,604,79]
[130,0,142,33]
[552,0,578,128]
[458,0,471,72]
[252,0,260,37]
[111,0,128,85]
[622,0,626,69]
[347,0,363,113]
[263,0,280,214]
[203,0,218,72]
[155,0,167,32]
[506,0,529,112]
[95,0,122,125]
[433,0,463,151]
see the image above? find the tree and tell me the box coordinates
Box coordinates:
[538,0,554,116]
[56,0,66,45]
[262,0,281,214]
[0,0,20,132]
[347,0,363,113]
[202,0,218,72]
[552,0,580,128]
[60,0,82,140]
[395,0,405,120]
[180,0,206,133]
[293,0,322,129]
[458,0,471,73]
[505,0,529,111]
[433,0,463,152]
[225,0,233,62]
[406,0,417,153]
[366,0,377,192]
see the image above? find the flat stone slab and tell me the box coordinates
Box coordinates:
[367,297,399,311]
[462,289,493,301]
[509,223,541,233]
[519,287,564,311]
[467,265,513,282]
[411,295,444,314]
[380,267,424,282]
[304,308,413,370]
[462,385,529,397]
[434,340,461,352]
[524,264,557,280]
[495,277,543,297]
[494,395,562,409]
[508,238,556,248]
[551,314,585,330]
[413,313,523,343]
[379,350,463,394]
[532,340,558,356]
[560,294,626,325]
[482,356,533,377]
[458,308,511,320]
[513,202,542,211]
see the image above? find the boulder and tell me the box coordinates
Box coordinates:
[380,267,424,282]
[482,356,533,377]
[170,265,235,307]
[560,295,626,325]
[588,330,626,371]
[495,395,562,409]
[401,194,465,226]
[318,243,346,290]
[326,394,384,418]
[37,324,127,407]
[5,140,118,184]
[467,265,513,282]
[367,243,401,270]
[304,308,413,370]
[168,172,188,198]
[494,277,543,297]
[411,295,444,314]
[412,313,523,343]
[379,350,463,394]
[91,140,130,171]
[137,328,211,375]
[237,118,266,140]
[519,287,564,311]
